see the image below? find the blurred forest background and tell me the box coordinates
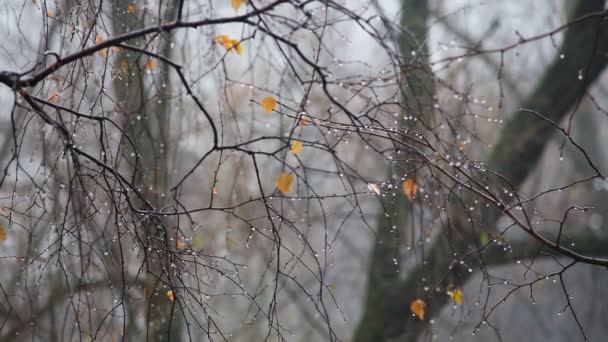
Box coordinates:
[0,0,608,341]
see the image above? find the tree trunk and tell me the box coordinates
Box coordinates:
[111,0,179,340]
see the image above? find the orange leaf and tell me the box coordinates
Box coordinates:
[403,178,418,201]
[143,287,148,300]
[216,35,231,46]
[167,290,174,301]
[275,172,294,194]
[410,299,425,320]
[0,225,7,241]
[48,91,59,104]
[291,140,303,155]
[127,4,136,14]
[120,58,129,74]
[215,35,242,54]
[232,0,244,11]
[177,237,185,250]
[145,59,157,70]
[96,36,108,58]
[299,118,310,126]
[260,96,277,113]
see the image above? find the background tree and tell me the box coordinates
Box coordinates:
[0,0,608,341]
[356,0,608,341]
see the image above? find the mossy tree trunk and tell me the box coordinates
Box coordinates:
[354,1,434,340]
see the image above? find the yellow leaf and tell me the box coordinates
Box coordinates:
[226,237,235,250]
[232,0,244,11]
[127,4,136,14]
[480,231,490,245]
[291,140,303,155]
[410,299,425,320]
[96,36,108,58]
[145,59,157,70]
[232,40,244,55]
[193,235,203,249]
[402,178,418,201]
[449,289,464,304]
[167,290,174,301]
[276,172,294,194]
[329,283,336,290]
[120,58,129,74]
[0,225,7,241]
[47,11,54,17]
[260,96,277,113]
